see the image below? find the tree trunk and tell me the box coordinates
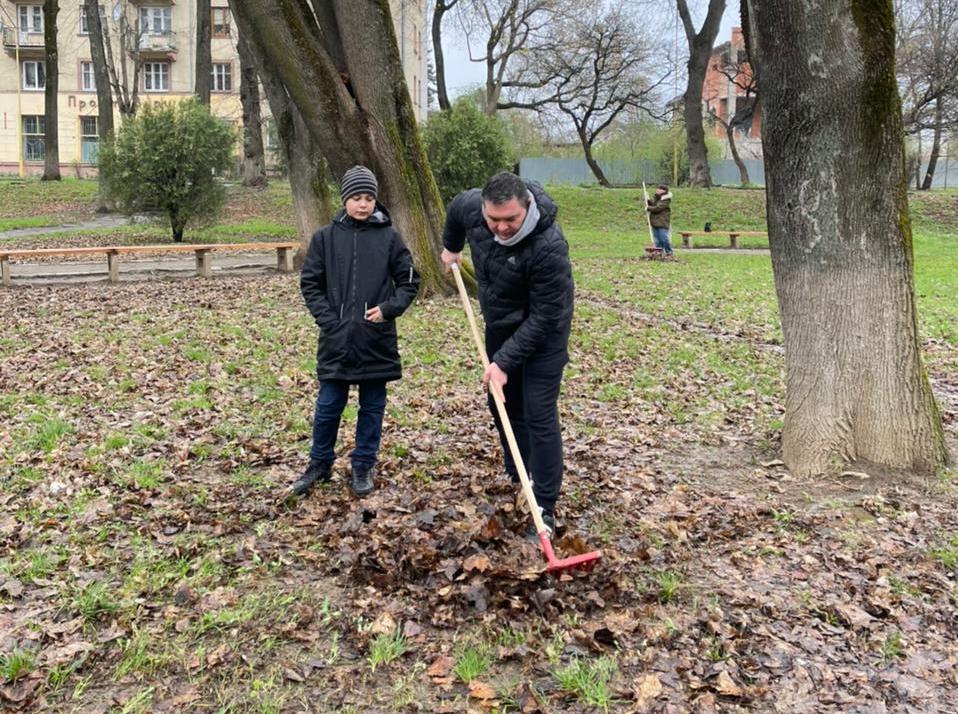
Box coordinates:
[746,0,948,477]
[726,120,750,185]
[195,0,212,105]
[678,0,726,188]
[228,0,333,266]
[580,132,610,187]
[237,32,267,188]
[85,0,115,210]
[229,0,448,295]
[920,96,943,190]
[432,1,453,111]
[42,0,61,181]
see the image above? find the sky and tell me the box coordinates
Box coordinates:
[439,0,743,102]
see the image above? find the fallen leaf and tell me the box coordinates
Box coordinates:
[468,680,497,701]
[714,670,743,697]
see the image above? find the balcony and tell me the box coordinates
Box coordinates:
[130,31,177,59]
[2,26,46,55]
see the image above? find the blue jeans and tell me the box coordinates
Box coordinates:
[309,380,387,470]
[653,227,673,254]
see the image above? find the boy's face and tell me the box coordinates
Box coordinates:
[483,197,528,240]
[345,193,376,221]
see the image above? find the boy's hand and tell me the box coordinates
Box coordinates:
[441,248,461,272]
[365,306,384,323]
[483,362,508,403]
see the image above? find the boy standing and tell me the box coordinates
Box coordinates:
[292,166,420,498]
[647,183,673,256]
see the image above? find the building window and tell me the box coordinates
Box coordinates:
[143,62,169,92]
[22,60,46,91]
[264,118,278,151]
[80,61,96,91]
[79,4,105,34]
[211,63,232,92]
[19,5,44,33]
[211,7,230,38]
[81,116,99,163]
[139,6,172,35]
[22,115,45,162]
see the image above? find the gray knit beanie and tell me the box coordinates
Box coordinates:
[340,165,378,203]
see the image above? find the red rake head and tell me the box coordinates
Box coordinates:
[538,532,602,575]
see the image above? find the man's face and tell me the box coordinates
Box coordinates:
[345,193,375,221]
[483,197,527,240]
[656,187,666,197]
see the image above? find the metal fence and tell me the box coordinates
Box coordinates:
[520,156,958,189]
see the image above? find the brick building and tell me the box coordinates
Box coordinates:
[702,26,762,158]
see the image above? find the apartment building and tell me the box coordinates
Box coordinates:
[0,1,428,176]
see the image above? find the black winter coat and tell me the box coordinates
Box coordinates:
[301,206,420,382]
[442,182,573,372]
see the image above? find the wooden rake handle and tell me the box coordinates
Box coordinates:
[450,262,550,536]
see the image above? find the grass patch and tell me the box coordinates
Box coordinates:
[368,629,409,671]
[453,643,493,683]
[1,648,37,682]
[553,655,618,711]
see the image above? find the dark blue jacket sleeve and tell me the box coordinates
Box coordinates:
[442,189,482,253]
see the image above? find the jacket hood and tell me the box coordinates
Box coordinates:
[335,202,393,227]
[526,181,558,234]
[658,192,673,201]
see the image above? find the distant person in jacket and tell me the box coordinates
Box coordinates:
[292,165,420,498]
[441,171,574,539]
[647,183,673,256]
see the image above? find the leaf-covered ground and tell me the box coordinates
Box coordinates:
[1,182,957,713]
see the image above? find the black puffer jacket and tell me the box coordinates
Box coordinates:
[301,206,420,382]
[442,182,573,372]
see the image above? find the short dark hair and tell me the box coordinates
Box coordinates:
[481,171,530,206]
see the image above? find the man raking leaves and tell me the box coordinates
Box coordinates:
[441,172,600,573]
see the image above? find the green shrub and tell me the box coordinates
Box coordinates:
[100,99,235,241]
[422,98,512,203]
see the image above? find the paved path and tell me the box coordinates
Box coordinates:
[3,253,281,286]
[0,214,137,240]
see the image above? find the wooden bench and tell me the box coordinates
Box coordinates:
[677,230,768,249]
[0,241,298,287]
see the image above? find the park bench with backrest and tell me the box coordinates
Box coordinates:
[0,241,298,287]
[676,230,768,248]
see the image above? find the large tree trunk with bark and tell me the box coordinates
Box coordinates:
[746,0,948,477]
[42,0,61,181]
[195,0,212,105]
[229,0,448,294]
[920,96,944,190]
[678,0,725,188]
[237,32,267,188]
[228,0,334,266]
[85,0,115,210]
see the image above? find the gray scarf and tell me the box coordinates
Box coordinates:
[490,195,540,247]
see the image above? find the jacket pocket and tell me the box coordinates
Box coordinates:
[317,320,349,368]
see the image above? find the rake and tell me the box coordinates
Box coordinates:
[451,263,601,575]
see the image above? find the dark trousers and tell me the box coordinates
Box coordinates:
[487,348,565,513]
[309,380,387,470]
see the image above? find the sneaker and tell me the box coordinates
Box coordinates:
[524,508,555,541]
[290,460,332,497]
[350,465,375,497]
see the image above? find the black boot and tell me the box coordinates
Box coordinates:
[524,508,556,541]
[290,460,331,497]
[351,465,375,497]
